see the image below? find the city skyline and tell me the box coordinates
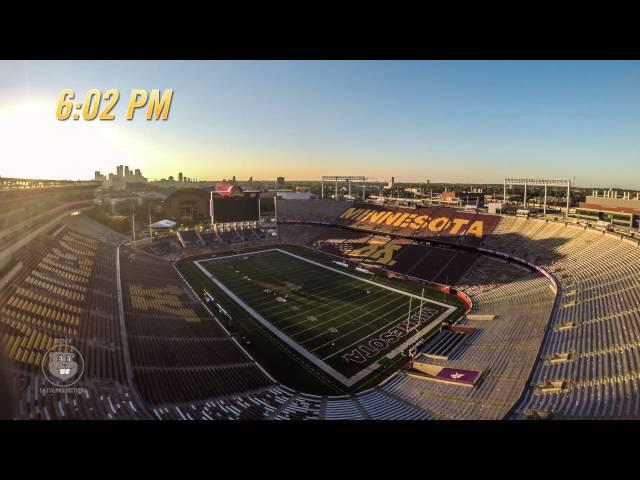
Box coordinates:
[1,60,639,188]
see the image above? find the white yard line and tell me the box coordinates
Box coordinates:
[203,252,406,336]
[195,258,353,386]
[274,248,453,307]
[293,289,402,340]
[172,262,279,384]
[299,292,408,345]
[325,306,455,386]
[216,258,369,319]
[313,303,426,355]
[322,306,439,361]
[195,248,457,387]
[205,249,376,315]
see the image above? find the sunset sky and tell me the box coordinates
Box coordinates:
[1,60,639,188]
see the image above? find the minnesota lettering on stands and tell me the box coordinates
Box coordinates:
[339,206,487,238]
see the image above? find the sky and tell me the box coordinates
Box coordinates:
[0,60,639,188]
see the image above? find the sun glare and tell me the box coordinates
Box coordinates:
[0,100,141,179]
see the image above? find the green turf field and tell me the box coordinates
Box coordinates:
[195,247,458,387]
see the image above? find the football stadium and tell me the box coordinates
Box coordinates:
[2,177,640,420]
[2,60,640,423]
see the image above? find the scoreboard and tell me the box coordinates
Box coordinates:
[212,196,260,223]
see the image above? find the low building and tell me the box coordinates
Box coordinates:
[575,191,640,228]
[439,191,485,208]
[458,191,485,208]
[164,188,210,220]
[487,202,506,214]
[164,182,261,222]
[274,191,314,200]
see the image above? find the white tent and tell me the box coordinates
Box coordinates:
[149,219,177,229]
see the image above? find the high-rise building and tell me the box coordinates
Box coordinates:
[277,176,285,187]
[105,165,147,189]
[179,172,183,183]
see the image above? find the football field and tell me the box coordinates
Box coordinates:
[195,248,458,387]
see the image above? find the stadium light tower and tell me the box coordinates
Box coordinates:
[131,203,136,241]
[257,196,261,222]
[322,176,366,200]
[210,191,215,226]
[274,194,278,221]
[148,204,152,239]
[504,178,571,219]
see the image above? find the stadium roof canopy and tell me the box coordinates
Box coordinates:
[149,219,177,228]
